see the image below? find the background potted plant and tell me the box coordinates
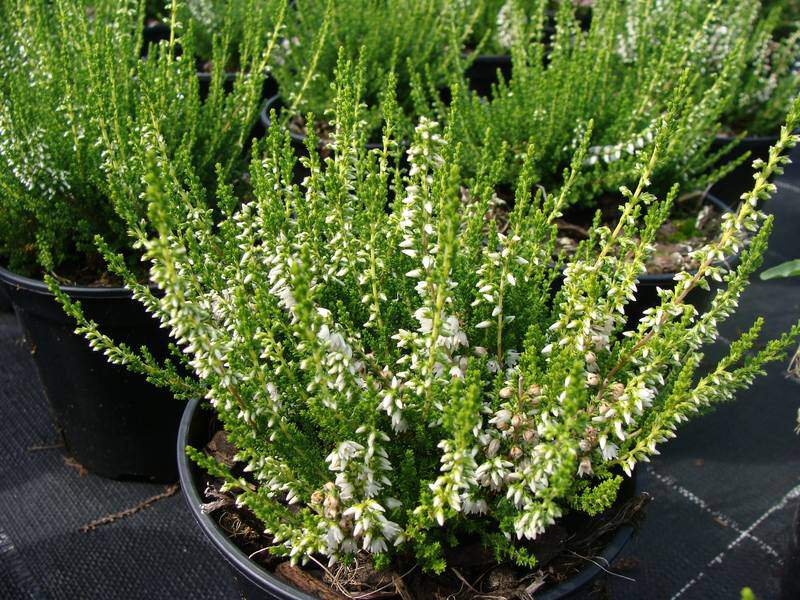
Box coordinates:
[438,0,782,324]
[142,0,284,100]
[0,0,280,480]
[464,0,596,96]
[261,0,498,150]
[711,1,800,202]
[64,67,800,597]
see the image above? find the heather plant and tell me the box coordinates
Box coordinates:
[182,0,258,62]
[147,0,282,65]
[0,0,283,280]
[480,0,592,53]
[466,0,507,51]
[438,0,757,204]
[55,65,800,585]
[270,0,497,138]
[719,3,800,136]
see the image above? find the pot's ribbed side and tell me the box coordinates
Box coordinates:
[0,266,183,481]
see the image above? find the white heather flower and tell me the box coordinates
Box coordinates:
[600,439,619,461]
[489,409,512,430]
[343,500,401,554]
[326,441,364,472]
[463,494,489,515]
[476,456,512,490]
[495,1,516,50]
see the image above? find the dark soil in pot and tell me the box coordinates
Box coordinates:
[781,501,800,600]
[179,399,648,600]
[0,266,185,482]
[710,134,777,206]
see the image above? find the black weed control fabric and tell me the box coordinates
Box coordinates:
[1,149,799,599]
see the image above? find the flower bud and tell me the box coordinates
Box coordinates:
[585,351,597,365]
[523,429,537,444]
[323,495,340,519]
[586,373,600,386]
[510,414,523,429]
[499,386,514,399]
[486,438,501,458]
[527,384,542,397]
[509,446,523,461]
[611,382,625,399]
[310,490,324,505]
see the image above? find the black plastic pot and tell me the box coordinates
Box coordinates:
[465,55,512,97]
[781,501,800,600]
[625,193,738,328]
[142,22,171,52]
[260,95,311,157]
[0,267,185,482]
[0,284,11,313]
[179,398,639,600]
[142,23,279,101]
[710,134,777,205]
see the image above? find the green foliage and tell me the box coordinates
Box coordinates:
[271,0,496,137]
[438,0,763,205]
[718,2,800,135]
[0,0,282,279]
[569,475,623,517]
[65,67,800,575]
[184,0,265,62]
[761,259,800,279]
[174,0,283,64]
[741,587,759,600]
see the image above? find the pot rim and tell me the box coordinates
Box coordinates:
[470,54,513,64]
[715,133,780,144]
[178,398,638,600]
[0,265,150,300]
[260,95,306,147]
[178,398,316,600]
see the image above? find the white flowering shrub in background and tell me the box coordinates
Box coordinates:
[0,0,283,280]
[721,2,800,136]
[269,0,498,138]
[440,0,775,204]
[56,68,800,575]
